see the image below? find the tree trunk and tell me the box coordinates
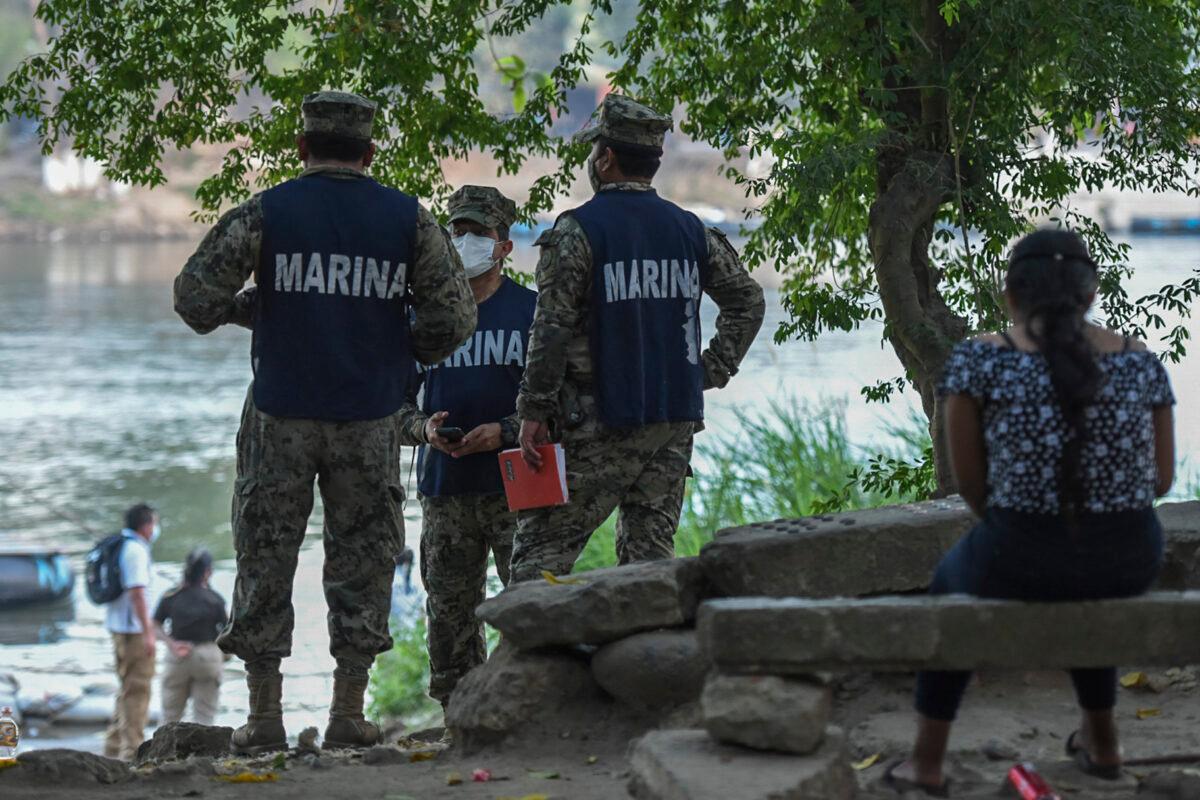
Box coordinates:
[868,151,969,497]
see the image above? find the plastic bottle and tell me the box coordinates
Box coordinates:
[0,706,18,760]
[1007,763,1061,800]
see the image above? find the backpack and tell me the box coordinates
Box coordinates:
[84,534,127,604]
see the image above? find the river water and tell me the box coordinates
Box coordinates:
[1,235,1197,750]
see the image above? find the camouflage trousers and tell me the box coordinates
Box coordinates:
[510,412,695,582]
[419,492,514,704]
[218,389,405,669]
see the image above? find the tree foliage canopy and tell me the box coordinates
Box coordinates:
[5,0,1199,490]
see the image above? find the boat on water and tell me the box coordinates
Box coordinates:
[0,549,74,609]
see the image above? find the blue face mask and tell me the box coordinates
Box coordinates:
[150,524,162,545]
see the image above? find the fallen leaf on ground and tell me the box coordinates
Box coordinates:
[526,769,560,779]
[586,755,598,765]
[1136,707,1162,720]
[1121,671,1149,689]
[447,771,463,786]
[541,570,585,585]
[0,759,18,771]
[473,768,493,782]
[216,771,278,783]
[410,750,439,762]
[852,753,882,770]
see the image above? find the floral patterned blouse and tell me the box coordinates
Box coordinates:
[938,338,1175,514]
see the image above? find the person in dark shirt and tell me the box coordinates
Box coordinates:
[397,185,534,711]
[153,548,228,726]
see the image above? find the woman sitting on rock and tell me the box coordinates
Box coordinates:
[885,229,1176,796]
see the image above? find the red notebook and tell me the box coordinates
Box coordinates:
[497,444,569,512]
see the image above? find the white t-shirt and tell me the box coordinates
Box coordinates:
[104,530,153,634]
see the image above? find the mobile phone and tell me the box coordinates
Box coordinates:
[435,426,465,443]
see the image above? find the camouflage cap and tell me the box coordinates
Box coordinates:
[302,91,376,140]
[447,185,518,232]
[573,94,673,148]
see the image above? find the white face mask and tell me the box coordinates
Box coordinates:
[150,524,162,545]
[452,233,499,279]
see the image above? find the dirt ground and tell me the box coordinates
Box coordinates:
[4,668,1198,800]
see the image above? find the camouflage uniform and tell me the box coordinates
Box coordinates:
[396,185,522,705]
[174,92,475,752]
[511,96,766,582]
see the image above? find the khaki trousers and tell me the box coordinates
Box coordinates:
[160,642,224,725]
[103,633,156,761]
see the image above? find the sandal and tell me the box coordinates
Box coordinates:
[882,759,952,797]
[1065,730,1122,781]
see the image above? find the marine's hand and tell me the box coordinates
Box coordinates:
[171,641,193,659]
[143,631,157,659]
[424,411,462,455]
[230,287,258,330]
[519,419,549,470]
[453,423,502,458]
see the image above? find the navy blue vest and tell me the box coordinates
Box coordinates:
[416,278,536,496]
[569,189,708,428]
[254,173,417,421]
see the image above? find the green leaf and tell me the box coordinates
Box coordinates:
[512,80,527,113]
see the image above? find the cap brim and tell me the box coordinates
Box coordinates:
[448,210,495,228]
[573,127,602,144]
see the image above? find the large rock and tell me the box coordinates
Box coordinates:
[699,592,1200,674]
[699,499,971,598]
[445,640,602,750]
[701,674,830,754]
[628,728,855,800]
[591,629,707,709]
[14,748,132,784]
[135,721,233,764]
[476,558,707,650]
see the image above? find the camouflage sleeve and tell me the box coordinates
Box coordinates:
[173,197,262,334]
[701,227,766,389]
[396,368,428,446]
[409,204,476,365]
[516,217,592,422]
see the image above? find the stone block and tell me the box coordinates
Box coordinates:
[445,640,601,750]
[701,674,830,754]
[1159,501,1200,590]
[699,499,971,598]
[699,592,1200,673]
[14,749,132,784]
[476,558,706,650]
[135,722,233,764]
[628,728,855,800]
[591,628,707,709]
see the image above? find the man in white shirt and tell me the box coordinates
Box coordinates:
[103,503,160,760]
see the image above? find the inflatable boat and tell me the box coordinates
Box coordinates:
[0,549,74,608]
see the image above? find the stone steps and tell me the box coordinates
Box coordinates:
[698,591,1200,674]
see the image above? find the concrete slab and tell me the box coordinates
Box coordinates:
[628,728,855,800]
[699,499,971,598]
[699,592,1200,673]
[699,500,1200,600]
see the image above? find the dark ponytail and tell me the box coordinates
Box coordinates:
[1005,229,1104,518]
[182,547,213,587]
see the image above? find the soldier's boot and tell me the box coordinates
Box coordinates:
[322,665,380,750]
[231,664,287,755]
